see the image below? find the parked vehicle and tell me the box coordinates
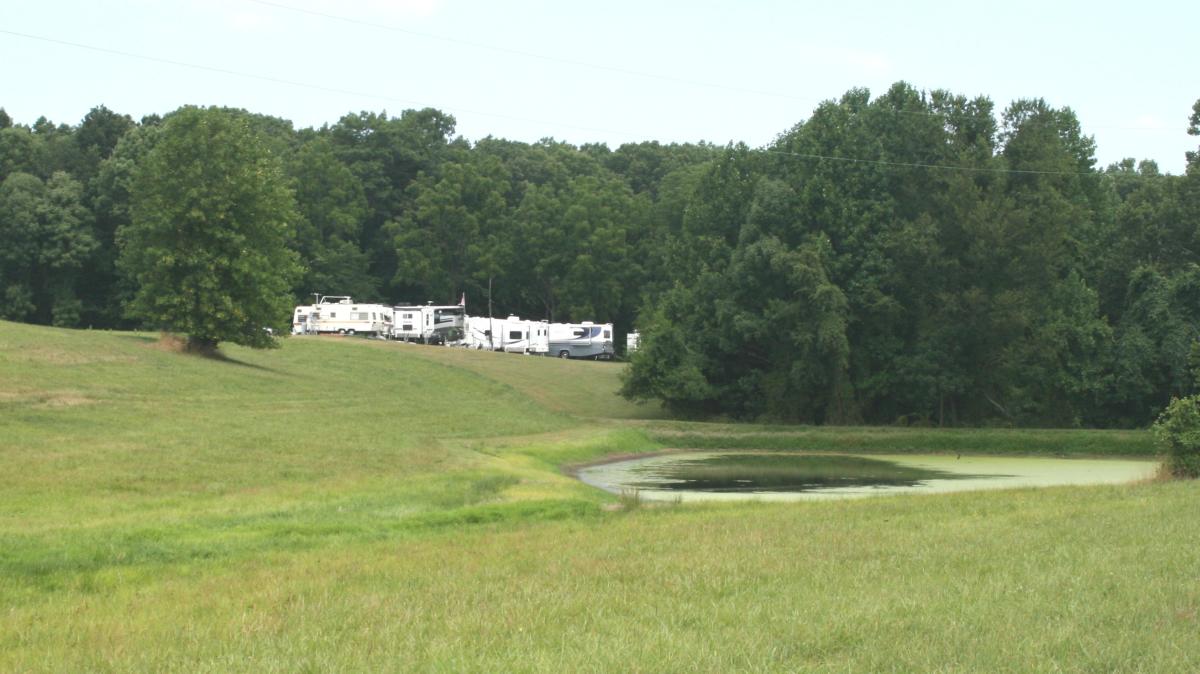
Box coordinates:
[461,315,548,354]
[462,314,498,350]
[548,322,614,360]
[298,296,393,336]
[496,316,550,354]
[626,331,641,354]
[391,304,465,344]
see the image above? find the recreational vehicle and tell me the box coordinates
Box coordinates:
[300,296,393,336]
[548,322,614,360]
[496,316,550,354]
[295,295,393,333]
[462,315,497,350]
[391,304,465,344]
[292,304,316,334]
[460,315,548,354]
[626,331,641,354]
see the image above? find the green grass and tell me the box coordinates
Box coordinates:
[399,343,668,420]
[2,321,1193,672]
[641,421,1158,457]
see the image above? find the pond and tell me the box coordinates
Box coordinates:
[576,451,1160,502]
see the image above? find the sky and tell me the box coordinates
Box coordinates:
[2,0,1197,173]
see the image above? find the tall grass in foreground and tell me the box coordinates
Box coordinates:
[1,321,1187,671]
[3,481,1198,672]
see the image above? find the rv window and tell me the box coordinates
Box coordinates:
[329,312,337,318]
[508,330,522,340]
[572,328,587,338]
[402,324,413,331]
[603,329,611,339]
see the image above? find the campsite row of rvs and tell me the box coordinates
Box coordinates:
[291,296,638,360]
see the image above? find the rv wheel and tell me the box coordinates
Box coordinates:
[558,350,570,359]
[337,329,346,335]
[346,329,356,336]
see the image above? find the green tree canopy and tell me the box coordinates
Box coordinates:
[118,106,300,350]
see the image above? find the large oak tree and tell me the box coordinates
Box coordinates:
[118,106,300,351]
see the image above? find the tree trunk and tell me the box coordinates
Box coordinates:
[187,335,219,354]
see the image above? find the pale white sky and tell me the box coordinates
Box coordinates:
[2,0,1197,173]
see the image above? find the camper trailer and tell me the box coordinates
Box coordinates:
[548,322,614,360]
[391,304,465,344]
[300,296,392,336]
[496,316,550,354]
[626,331,641,354]
[292,304,316,334]
[460,315,548,354]
[461,315,497,350]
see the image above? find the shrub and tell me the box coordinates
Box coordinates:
[1152,395,1200,478]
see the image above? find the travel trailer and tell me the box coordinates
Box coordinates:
[297,296,392,336]
[462,315,497,350]
[496,316,550,354]
[548,322,614,360]
[461,315,548,354]
[626,331,641,354]
[292,304,316,335]
[391,304,465,344]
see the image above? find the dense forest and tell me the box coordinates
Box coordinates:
[1,82,1198,427]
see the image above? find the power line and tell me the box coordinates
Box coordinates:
[244,0,1178,133]
[0,28,640,138]
[244,0,809,104]
[0,29,1169,178]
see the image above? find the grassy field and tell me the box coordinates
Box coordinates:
[2,321,1196,672]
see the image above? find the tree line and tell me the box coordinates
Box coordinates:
[1,82,1197,427]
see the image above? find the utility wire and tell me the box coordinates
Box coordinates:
[0,28,640,138]
[0,29,1163,178]
[244,0,1174,132]
[244,0,808,104]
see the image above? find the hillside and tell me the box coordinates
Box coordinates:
[2,323,1197,672]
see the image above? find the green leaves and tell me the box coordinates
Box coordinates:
[1153,395,1200,477]
[118,107,300,349]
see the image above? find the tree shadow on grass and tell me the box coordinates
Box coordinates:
[122,333,286,375]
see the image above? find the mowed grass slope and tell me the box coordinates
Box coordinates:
[400,343,668,420]
[3,321,1197,672]
[0,323,650,595]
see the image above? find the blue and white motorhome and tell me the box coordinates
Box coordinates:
[297,296,393,336]
[548,321,614,359]
[391,304,465,344]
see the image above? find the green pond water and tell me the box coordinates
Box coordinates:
[576,452,1160,502]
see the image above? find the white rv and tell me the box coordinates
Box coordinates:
[462,315,496,349]
[548,322,614,360]
[460,315,548,354]
[626,331,641,354]
[292,304,316,334]
[391,304,465,344]
[496,316,550,354]
[302,296,393,336]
